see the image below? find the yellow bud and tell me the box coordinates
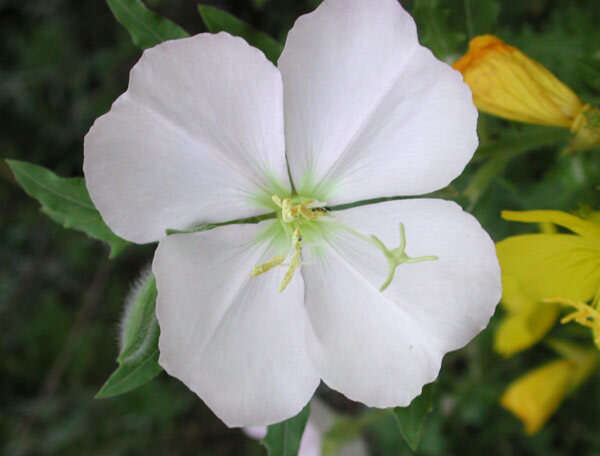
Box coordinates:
[454,35,600,151]
[453,35,582,127]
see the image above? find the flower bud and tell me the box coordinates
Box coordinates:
[454,35,600,152]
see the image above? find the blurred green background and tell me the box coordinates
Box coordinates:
[3,0,600,454]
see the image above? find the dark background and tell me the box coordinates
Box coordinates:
[3,0,600,454]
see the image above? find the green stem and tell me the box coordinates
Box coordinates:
[165,212,276,235]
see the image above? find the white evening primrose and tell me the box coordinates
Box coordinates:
[84,0,501,427]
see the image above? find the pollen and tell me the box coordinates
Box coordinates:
[272,195,323,222]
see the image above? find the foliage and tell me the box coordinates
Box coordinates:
[4,0,600,454]
[392,383,435,451]
[198,4,282,63]
[106,0,189,49]
[7,160,129,258]
[261,405,311,456]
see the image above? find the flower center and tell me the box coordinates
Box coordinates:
[250,195,327,292]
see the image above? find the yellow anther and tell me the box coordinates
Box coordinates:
[250,254,285,278]
[544,297,600,348]
[279,229,302,292]
[272,195,324,223]
[280,199,295,223]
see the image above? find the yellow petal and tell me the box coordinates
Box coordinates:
[501,210,600,239]
[501,347,597,434]
[453,35,583,128]
[538,222,557,234]
[494,273,559,357]
[497,234,600,304]
[494,300,560,357]
[501,360,575,434]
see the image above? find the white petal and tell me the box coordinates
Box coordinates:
[302,199,500,407]
[334,199,501,350]
[85,33,288,243]
[279,0,477,202]
[153,223,319,427]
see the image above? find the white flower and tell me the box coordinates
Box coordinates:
[244,399,368,456]
[84,0,501,427]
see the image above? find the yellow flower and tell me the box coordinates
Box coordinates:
[501,344,597,434]
[453,35,600,152]
[494,210,600,356]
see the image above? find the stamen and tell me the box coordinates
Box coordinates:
[250,254,285,278]
[372,223,438,292]
[279,229,302,292]
[544,297,600,348]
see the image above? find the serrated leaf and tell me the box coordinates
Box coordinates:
[7,160,128,258]
[107,0,189,49]
[198,4,283,64]
[392,383,435,452]
[96,276,162,398]
[261,403,310,456]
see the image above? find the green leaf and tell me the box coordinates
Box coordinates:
[107,0,188,49]
[261,403,311,456]
[7,160,128,258]
[463,0,500,39]
[411,0,465,59]
[322,409,389,455]
[198,5,283,64]
[464,128,568,210]
[95,345,162,398]
[96,275,162,398]
[392,383,435,452]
